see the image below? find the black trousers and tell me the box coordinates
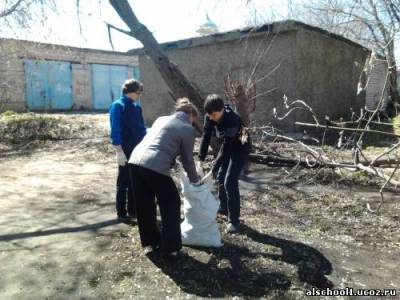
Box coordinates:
[217,149,246,225]
[116,164,135,217]
[130,165,182,253]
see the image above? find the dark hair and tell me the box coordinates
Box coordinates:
[204,94,224,114]
[122,79,143,94]
[175,97,199,118]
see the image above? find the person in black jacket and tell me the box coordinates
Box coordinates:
[199,94,248,233]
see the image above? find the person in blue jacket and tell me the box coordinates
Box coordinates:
[109,79,147,221]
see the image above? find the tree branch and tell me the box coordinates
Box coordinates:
[0,0,24,18]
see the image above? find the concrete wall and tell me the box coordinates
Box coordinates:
[138,31,297,127]
[293,28,368,130]
[137,25,369,131]
[0,38,138,112]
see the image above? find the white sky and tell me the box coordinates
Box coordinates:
[0,0,289,52]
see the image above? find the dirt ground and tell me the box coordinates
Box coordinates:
[0,113,399,300]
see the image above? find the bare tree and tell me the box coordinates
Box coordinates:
[0,0,24,18]
[245,0,400,116]
[0,0,55,29]
[291,0,400,116]
[107,1,204,113]
[0,0,57,112]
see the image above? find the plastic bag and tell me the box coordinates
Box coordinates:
[179,164,223,247]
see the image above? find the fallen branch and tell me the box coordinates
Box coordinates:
[370,142,400,166]
[248,153,357,169]
[295,122,400,138]
[356,163,400,186]
[367,162,400,213]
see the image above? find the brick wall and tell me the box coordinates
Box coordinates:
[0,38,138,112]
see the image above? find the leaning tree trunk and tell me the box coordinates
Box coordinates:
[109,0,204,117]
[110,0,224,151]
[386,42,399,117]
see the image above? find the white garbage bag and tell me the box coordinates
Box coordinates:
[179,164,223,247]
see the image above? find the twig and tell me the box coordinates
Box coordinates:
[370,141,400,166]
[367,162,400,213]
[357,163,400,185]
[295,122,400,138]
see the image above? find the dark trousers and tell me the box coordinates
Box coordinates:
[130,165,182,253]
[116,164,135,217]
[217,150,246,225]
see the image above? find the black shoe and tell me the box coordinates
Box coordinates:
[144,244,161,256]
[128,211,136,219]
[151,244,160,252]
[161,250,180,261]
[125,215,137,225]
[117,215,129,223]
[218,208,228,216]
[226,222,240,234]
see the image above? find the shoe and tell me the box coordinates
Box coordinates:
[117,215,128,223]
[218,208,228,216]
[126,215,137,224]
[151,244,160,252]
[144,244,160,256]
[226,222,239,234]
[161,250,180,261]
[128,211,136,219]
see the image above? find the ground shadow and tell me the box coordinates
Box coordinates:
[147,224,333,297]
[240,170,299,191]
[147,241,291,298]
[240,223,333,289]
[0,219,123,242]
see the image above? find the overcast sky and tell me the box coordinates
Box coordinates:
[0,0,290,52]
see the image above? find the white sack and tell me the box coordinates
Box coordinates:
[179,166,223,247]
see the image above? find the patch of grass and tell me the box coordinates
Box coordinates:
[347,205,364,217]
[0,113,73,144]
[1,112,56,123]
[1,110,16,117]
[352,170,369,178]
[312,216,332,233]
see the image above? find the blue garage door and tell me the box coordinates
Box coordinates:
[91,64,139,110]
[24,59,72,110]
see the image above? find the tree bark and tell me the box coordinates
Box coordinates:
[386,40,399,117]
[109,0,204,112]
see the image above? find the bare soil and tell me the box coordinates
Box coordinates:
[0,113,399,300]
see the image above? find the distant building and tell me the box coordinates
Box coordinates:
[129,20,370,131]
[1,20,374,134]
[0,38,138,112]
[196,14,219,36]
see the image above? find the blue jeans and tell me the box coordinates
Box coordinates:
[217,150,246,225]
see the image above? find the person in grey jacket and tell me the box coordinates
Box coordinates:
[128,98,201,258]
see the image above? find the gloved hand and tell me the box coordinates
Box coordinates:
[116,150,128,166]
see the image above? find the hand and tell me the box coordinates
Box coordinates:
[195,161,205,177]
[116,150,128,166]
[211,161,218,179]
